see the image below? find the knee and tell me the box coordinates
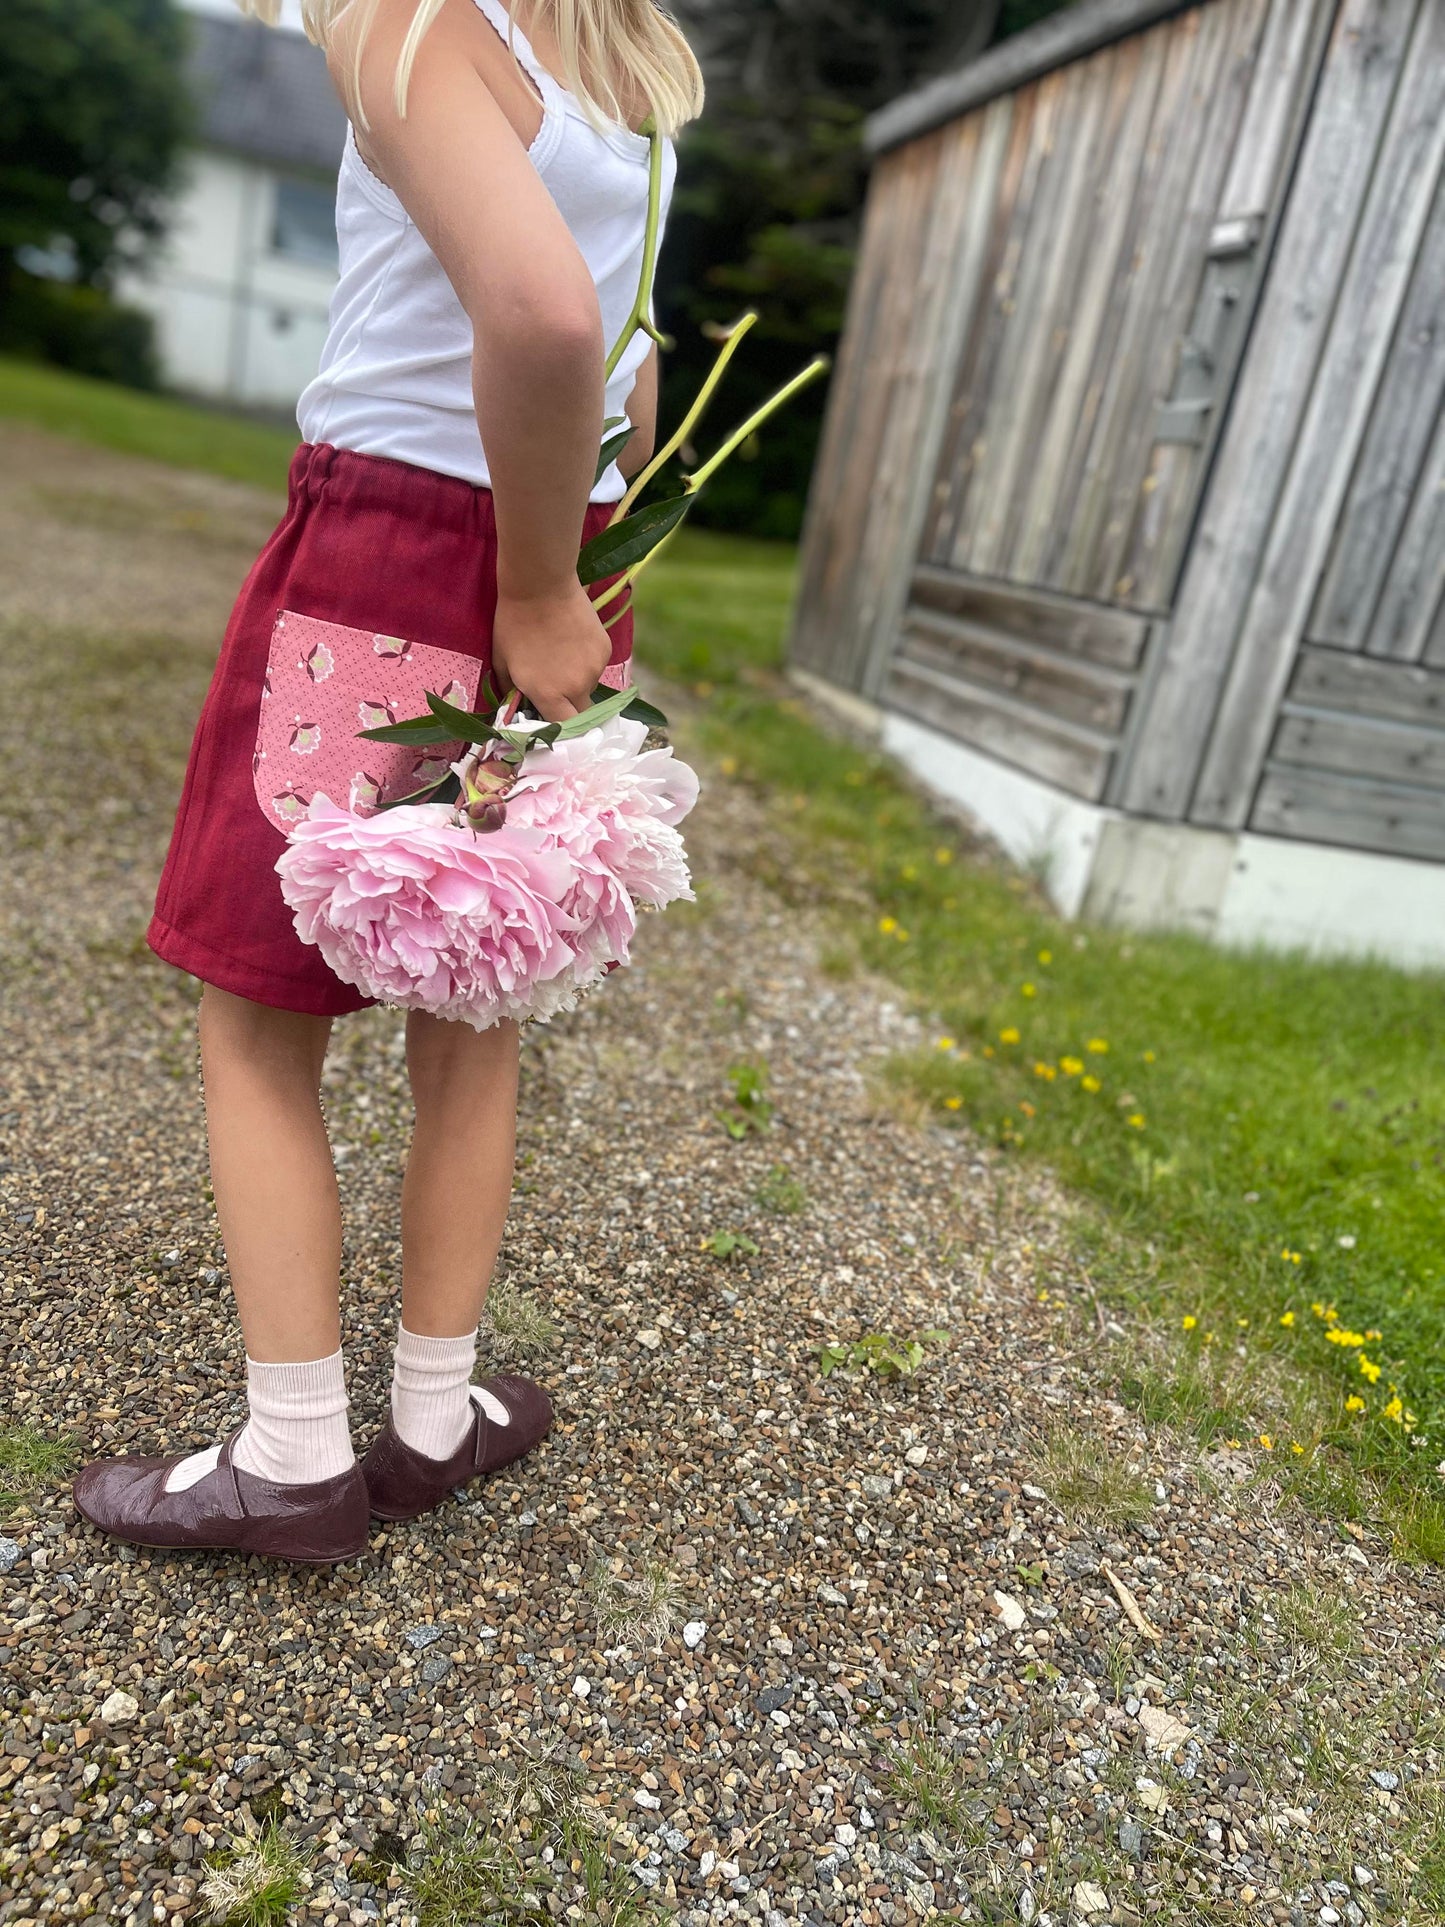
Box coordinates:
[199,986,332,1086]
[406,1012,517,1104]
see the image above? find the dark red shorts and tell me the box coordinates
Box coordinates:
[147,443,634,1017]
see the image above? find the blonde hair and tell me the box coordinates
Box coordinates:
[239,0,704,137]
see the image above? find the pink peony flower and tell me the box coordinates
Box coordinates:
[276,799,578,1030]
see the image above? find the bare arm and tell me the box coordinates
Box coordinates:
[331,0,613,717]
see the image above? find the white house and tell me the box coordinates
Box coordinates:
[120,14,346,410]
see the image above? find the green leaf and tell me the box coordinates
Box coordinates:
[577,494,691,584]
[550,686,641,739]
[376,770,462,812]
[589,686,668,729]
[594,424,635,486]
[357,718,461,747]
[423,691,505,741]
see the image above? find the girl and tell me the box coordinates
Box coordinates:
[73,0,701,1562]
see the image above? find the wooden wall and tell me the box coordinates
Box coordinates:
[792,0,1445,862]
[1122,0,1445,857]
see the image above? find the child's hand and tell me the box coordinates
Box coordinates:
[492,583,614,721]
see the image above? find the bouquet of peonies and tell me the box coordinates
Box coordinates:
[276,692,699,1029]
[275,119,827,1028]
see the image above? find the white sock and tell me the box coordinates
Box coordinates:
[227,1348,355,1485]
[391,1323,510,1460]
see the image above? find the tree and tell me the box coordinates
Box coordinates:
[0,0,191,291]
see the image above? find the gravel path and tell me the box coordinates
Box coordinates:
[1,430,1441,1927]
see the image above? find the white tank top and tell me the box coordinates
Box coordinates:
[296,0,677,501]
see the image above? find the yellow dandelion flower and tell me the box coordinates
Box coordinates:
[1290,1442,1305,1456]
[1237,1316,1250,1328]
[934,847,953,865]
[1127,1113,1146,1129]
[1086,1039,1109,1055]
[1381,1396,1405,1424]
[1081,1075,1101,1094]
[1259,1434,1274,1450]
[1311,1301,1327,1318]
[1020,1101,1036,1118]
[895,927,910,943]
[1345,1395,1366,1413]
[1037,950,1053,965]
[1021,982,1037,998]
[936,1036,956,1052]
[1364,1329,1382,1342]
[1182,1315,1198,1331]
[944,1096,963,1112]
[1359,1356,1382,1384]
[1225,1439,1243,1450]
[1142,1050,1156,1064]
[983,1045,995,1059]
[999,1027,1020,1045]
[719,755,739,777]
[1279,1311,1295,1328]
[1061,1056,1084,1076]
[878,916,897,934]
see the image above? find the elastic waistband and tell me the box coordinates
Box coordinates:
[288,442,499,535]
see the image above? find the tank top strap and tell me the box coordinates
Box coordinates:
[471,0,551,90]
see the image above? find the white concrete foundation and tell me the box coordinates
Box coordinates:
[870,709,1445,972]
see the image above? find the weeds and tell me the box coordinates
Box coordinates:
[1034,1426,1154,1528]
[818,1329,949,1381]
[755,1163,807,1214]
[0,1426,77,1515]
[200,1820,309,1927]
[589,1552,685,1649]
[484,1282,561,1363]
[718,1059,772,1138]
[700,1229,758,1261]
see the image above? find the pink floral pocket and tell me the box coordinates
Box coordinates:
[253,611,485,830]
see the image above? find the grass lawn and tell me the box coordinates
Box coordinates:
[0,355,296,493]
[635,529,1445,1559]
[4,361,1439,1555]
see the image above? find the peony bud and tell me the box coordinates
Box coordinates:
[464,799,508,833]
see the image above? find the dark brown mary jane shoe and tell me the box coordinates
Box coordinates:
[73,1427,370,1565]
[360,1375,553,1522]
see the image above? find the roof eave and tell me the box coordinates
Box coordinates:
[863,0,1201,156]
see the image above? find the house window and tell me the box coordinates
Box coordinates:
[271,177,338,269]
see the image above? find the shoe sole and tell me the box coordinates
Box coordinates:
[74,1502,368,1566]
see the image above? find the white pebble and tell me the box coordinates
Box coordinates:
[1073,1882,1109,1917]
[637,1329,663,1350]
[905,1445,929,1466]
[682,1620,706,1650]
[993,1589,1027,1632]
[634,1788,661,1809]
[100,1689,138,1726]
[834,1823,857,1847]
[572,1677,590,1700]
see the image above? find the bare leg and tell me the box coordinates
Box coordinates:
[198,985,341,1362]
[400,1012,520,1336]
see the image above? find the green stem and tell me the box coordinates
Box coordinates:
[684,357,831,494]
[610,312,759,527]
[603,118,667,381]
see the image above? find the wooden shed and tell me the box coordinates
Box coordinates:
[788,0,1445,967]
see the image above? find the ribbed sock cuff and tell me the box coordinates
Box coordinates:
[231,1347,355,1485]
[390,1323,479,1462]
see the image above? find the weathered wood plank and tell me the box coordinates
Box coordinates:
[864,0,1199,155]
[1089,0,1274,605]
[1055,3,1238,594]
[930,71,1066,567]
[1288,643,1445,726]
[884,655,1116,800]
[1006,30,1167,580]
[1192,0,1445,827]
[1115,0,1428,821]
[1366,397,1445,663]
[856,97,1015,698]
[1252,766,1445,861]
[791,125,959,686]
[899,611,1135,732]
[1310,176,1445,650]
[1217,0,1332,217]
[964,49,1117,577]
[1038,7,1217,585]
[910,564,1149,668]
[1272,710,1445,789]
